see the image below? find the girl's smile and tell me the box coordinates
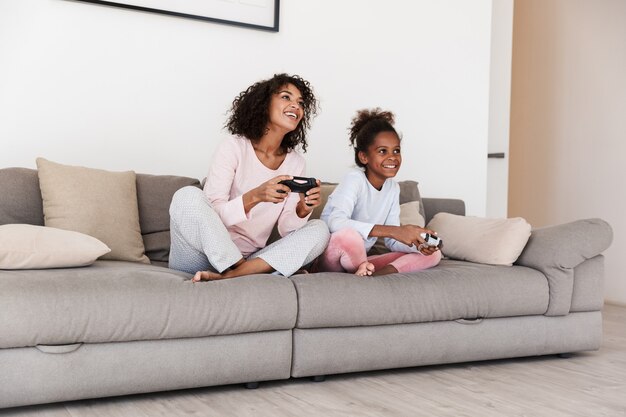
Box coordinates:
[358,131,402,189]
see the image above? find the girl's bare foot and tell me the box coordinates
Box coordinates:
[355,261,375,276]
[193,270,223,282]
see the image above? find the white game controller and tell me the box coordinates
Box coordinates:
[420,232,442,248]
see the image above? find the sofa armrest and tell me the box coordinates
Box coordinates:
[515,218,612,316]
[422,198,465,225]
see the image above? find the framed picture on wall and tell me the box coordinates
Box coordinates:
[70,0,280,32]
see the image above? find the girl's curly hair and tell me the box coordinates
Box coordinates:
[225,73,318,153]
[349,108,399,168]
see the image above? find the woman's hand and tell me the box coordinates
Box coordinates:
[296,180,322,218]
[242,175,292,213]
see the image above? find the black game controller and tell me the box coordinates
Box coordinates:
[277,177,318,194]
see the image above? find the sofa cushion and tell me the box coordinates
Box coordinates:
[291,259,549,329]
[398,180,426,219]
[398,201,425,227]
[309,183,337,220]
[36,158,149,264]
[0,224,110,269]
[0,261,297,349]
[136,174,201,263]
[422,198,466,224]
[0,168,44,226]
[0,166,202,265]
[427,213,532,266]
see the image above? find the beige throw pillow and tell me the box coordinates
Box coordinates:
[0,224,110,269]
[426,213,531,266]
[399,201,425,227]
[309,183,338,220]
[36,158,149,263]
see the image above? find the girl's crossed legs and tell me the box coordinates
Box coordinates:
[318,228,441,276]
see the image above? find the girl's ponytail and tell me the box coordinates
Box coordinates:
[348,108,398,168]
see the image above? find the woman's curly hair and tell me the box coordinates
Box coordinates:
[225,74,318,153]
[349,108,399,168]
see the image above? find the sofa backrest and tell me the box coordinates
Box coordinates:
[0,168,44,226]
[134,174,202,264]
[0,167,201,265]
[1,167,465,264]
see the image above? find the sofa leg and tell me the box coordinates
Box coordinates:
[557,353,574,358]
[311,375,326,382]
[245,382,260,389]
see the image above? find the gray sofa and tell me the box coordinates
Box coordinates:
[0,168,613,409]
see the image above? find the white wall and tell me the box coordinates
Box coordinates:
[509,0,626,304]
[0,0,494,215]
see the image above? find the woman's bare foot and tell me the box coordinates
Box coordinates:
[193,270,223,282]
[355,261,375,276]
[193,257,275,282]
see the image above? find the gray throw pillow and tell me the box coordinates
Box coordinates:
[136,173,201,263]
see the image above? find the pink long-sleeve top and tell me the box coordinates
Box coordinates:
[203,136,310,257]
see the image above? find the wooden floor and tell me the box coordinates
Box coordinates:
[3,304,625,417]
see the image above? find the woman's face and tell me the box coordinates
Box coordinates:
[267,83,304,134]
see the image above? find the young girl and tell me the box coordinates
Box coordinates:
[169,74,329,281]
[319,108,441,276]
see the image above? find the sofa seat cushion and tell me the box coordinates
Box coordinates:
[0,261,297,349]
[291,260,549,329]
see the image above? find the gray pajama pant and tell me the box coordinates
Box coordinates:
[168,186,330,277]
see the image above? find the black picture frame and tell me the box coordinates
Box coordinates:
[70,0,280,32]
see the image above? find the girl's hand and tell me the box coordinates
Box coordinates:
[395,225,440,253]
[417,243,439,256]
[370,225,440,256]
[297,180,322,217]
[243,175,292,212]
[415,227,440,255]
[392,225,423,246]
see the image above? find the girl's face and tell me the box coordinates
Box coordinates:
[267,83,304,134]
[358,131,402,185]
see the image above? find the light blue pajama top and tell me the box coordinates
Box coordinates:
[320,169,418,253]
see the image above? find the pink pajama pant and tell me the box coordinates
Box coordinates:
[318,228,442,274]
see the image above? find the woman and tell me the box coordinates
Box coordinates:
[169,74,329,281]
